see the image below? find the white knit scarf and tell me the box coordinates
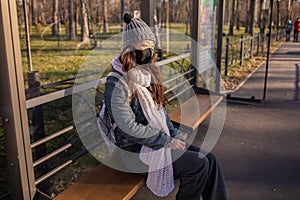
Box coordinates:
[128,68,174,197]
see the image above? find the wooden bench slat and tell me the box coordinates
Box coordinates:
[169,94,224,134]
[54,164,145,200]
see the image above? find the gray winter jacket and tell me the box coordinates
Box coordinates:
[104,69,184,153]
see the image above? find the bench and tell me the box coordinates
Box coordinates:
[169,90,224,135]
[54,164,145,200]
[55,55,224,200]
[55,92,223,200]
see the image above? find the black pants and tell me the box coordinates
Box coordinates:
[294,30,299,42]
[286,31,291,41]
[172,144,228,200]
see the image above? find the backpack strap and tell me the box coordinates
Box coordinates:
[108,71,132,99]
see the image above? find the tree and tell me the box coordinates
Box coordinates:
[169,0,175,22]
[228,0,235,35]
[258,0,263,33]
[225,0,231,26]
[95,0,101,30]
[87,0,93,36]
[31,0,38,25]
[121,0,125,26]
[75,0,80,35]
[52,0,59,36]
[102,0,108,33]
[248,0,256,35]
[286,0,292,21]
[40,0,47,25]
[80,0,90,43]
[276,0,280,40]
[244,1,249,33]
[184,0,190,35]
[155,0,162,51]
[236,0,240,30]
[68,0,76,40]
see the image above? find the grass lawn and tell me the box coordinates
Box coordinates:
[19,24,275,87]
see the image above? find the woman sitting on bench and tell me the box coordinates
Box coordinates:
[104,13,228,200]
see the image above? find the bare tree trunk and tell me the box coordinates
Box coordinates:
[286,0,291,21]
[66,0,70,34]
[31,0,38,25]
[17,0,23,27]
[88,0,93,35]
[225,0,232,25]
[102,0,108,33]
[80,0,90,43]
[228,0,235,35]
[57,2,61,33]
[96,0,101,30]
[69,0,76,40]
[75,0,79,35]
[121,0,125,28]
[155,0,162,51]
[236,0,240,30]
[225,0,230,26]
[52,0,59,36]
[27,0,32,26]
[248,0,256,35]
[40,0,46,25]
[245,1,249,33]
[276,0,280,40]
[258,0,263,33]
[288,0,292,21]
[162,0,169,53]
[169,0,174,22]
[185,0,190,35]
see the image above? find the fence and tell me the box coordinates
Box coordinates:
[223,29,286,76]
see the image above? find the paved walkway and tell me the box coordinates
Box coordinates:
[215,41,300,200]
[132,42,300,200]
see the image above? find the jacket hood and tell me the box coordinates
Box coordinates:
[111,56,124,74]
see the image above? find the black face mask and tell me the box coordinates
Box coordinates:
[134,48,153,65]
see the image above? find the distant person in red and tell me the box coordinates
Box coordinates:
[294,18,299,42]
[298,18,300,40]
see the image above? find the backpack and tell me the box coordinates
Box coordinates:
[286,24,293,31]
[97,71,129,152]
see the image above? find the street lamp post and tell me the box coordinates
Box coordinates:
[276,0,280,41]
[263,0,274,100]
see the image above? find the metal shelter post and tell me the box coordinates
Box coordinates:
[0,1,36,199]
[263,0,274,100]
[190,0,202,87]
[140,0,155,27]
[216,0,225,94]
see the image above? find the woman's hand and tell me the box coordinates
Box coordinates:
[170,139,186,150]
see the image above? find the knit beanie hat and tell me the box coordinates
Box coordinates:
[122,13,156,50]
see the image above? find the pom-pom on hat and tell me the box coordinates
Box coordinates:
[122,13,156,50]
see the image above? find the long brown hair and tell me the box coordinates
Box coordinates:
[121,50,167,107]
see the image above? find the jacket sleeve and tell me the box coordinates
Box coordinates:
[104,77,172,150]
[164,109,185,141]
